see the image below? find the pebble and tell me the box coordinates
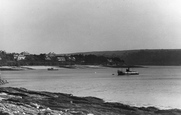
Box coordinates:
[87,113,94,115]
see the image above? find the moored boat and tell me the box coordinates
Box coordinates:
[117,68,139,75]
[47,68,58,71]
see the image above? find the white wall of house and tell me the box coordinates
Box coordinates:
[17,55,26,60]
[57,57,66,61]
[14,54,26,61]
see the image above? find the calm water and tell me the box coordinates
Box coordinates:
[1,66,181,109]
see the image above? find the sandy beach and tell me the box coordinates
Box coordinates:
[22,66,63,70]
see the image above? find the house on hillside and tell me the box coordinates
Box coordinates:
[45,55,51,60]
[47,52,56,57]
[67,56,76,61]
[57,56,66,62]
[45,52,56,61]
[14,54,26,61]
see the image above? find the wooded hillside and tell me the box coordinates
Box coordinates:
[75,49,181,65]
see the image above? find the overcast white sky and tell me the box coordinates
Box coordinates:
[1,0,181,54]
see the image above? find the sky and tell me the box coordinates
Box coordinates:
[1,0,181,54]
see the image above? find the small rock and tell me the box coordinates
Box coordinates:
[87,113,94,115]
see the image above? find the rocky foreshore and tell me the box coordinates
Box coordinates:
[0,87,181,115]
[0,77,8,86]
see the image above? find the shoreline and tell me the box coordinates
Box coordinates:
[1,65,181,71]
[0,65,108,71]
[0,87,180,115]
[0,66,62,71]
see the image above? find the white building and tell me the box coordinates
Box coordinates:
[57,57,66,62]
[14,54,26,61]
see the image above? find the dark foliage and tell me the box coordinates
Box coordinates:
[0,52,123,66]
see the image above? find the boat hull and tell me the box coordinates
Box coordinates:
[117,70,139,75]
[47,68,58,71]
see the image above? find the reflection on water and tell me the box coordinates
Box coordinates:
[1,66,181,109]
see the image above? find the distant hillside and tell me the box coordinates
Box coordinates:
[72,49,181,65]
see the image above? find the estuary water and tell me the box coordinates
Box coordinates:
[1,66,181,109]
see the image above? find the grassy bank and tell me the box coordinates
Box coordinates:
[0,87,180,115]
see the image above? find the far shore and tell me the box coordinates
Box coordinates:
[0,66,63,71]
[0,65,108,71]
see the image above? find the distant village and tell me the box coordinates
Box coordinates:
[0,50,124,66]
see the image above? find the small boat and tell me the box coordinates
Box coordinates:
[47,68,58,71]
[117,68,139,75]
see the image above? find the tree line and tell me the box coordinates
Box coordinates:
[0,51,124,66]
